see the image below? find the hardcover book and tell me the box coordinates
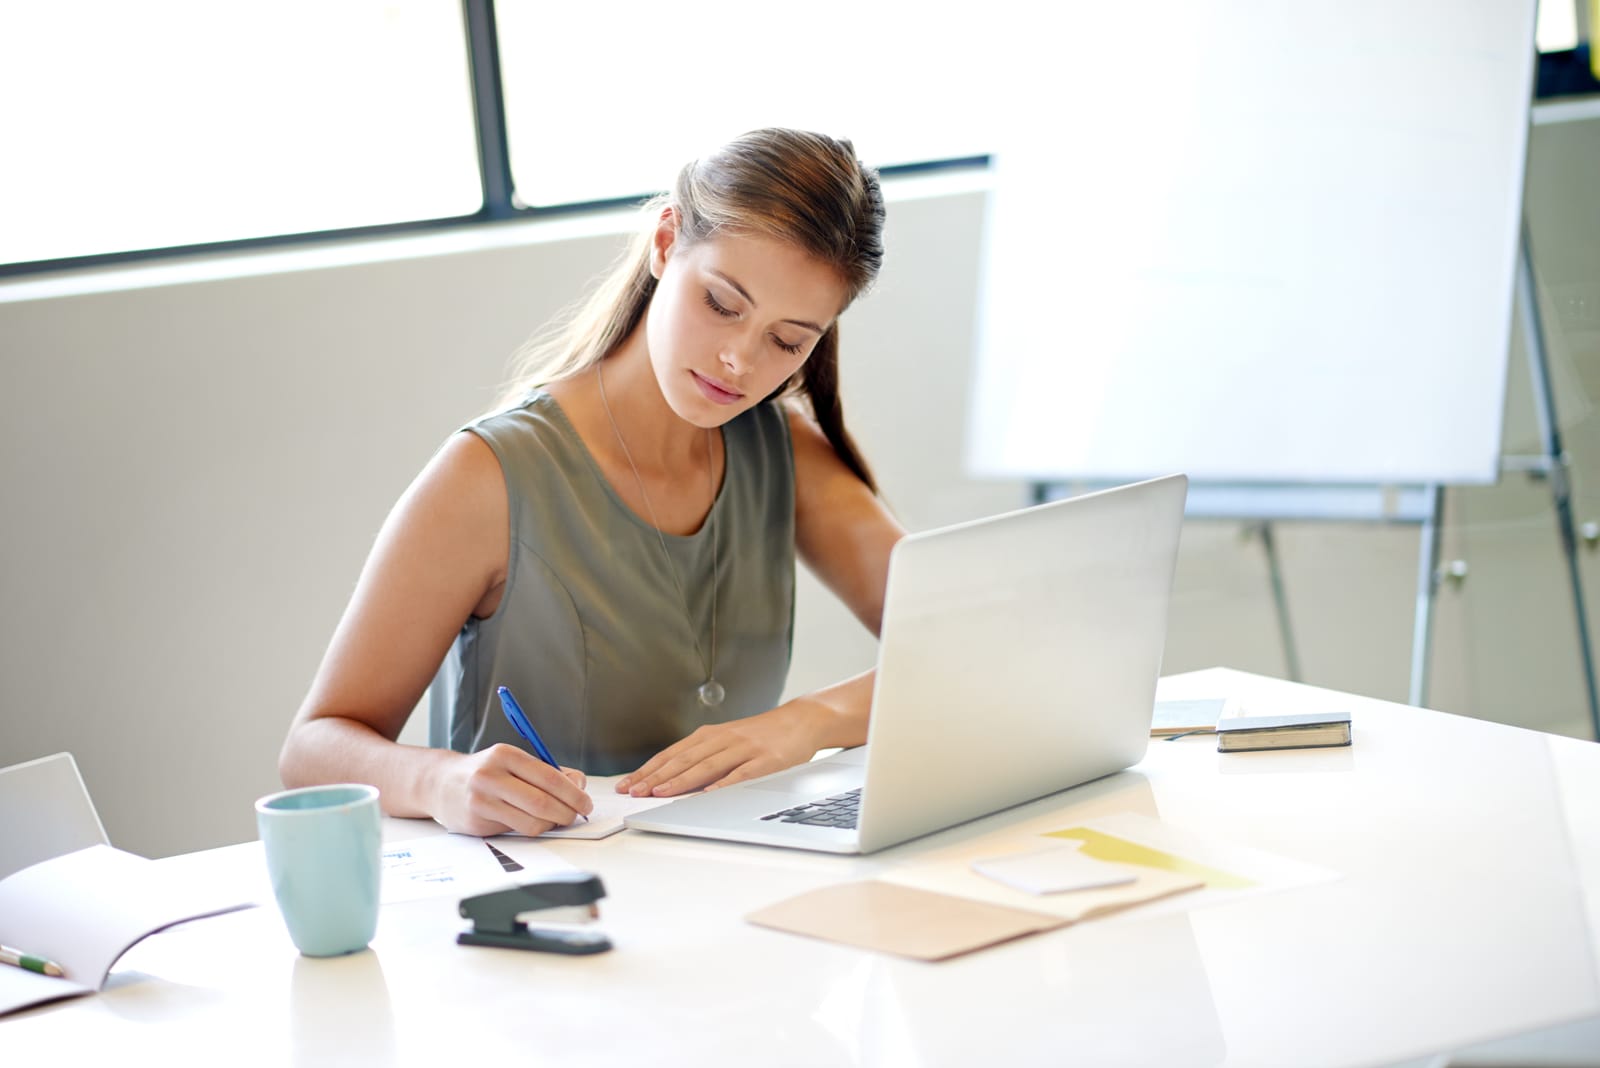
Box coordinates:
[1215,710,1352,753]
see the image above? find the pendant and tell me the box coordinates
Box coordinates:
[697,679,725,709]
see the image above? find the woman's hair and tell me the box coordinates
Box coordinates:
[502,128,887,491]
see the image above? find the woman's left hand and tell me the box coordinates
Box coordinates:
[617,701,830,797]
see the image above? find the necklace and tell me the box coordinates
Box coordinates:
[595,363,724,709]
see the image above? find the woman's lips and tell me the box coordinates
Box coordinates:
[692,370,744,405]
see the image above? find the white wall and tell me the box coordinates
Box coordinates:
[0,176,1021,857]
[3,114,1597,858]
[0,214,624,856]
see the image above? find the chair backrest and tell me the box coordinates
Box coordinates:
[0,752,110,879]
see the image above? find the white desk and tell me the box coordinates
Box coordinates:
[9,669,1600,1065]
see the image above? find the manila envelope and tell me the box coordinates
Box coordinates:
[745,880,1067,961]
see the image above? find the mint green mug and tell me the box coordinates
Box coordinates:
[255,784,381,957]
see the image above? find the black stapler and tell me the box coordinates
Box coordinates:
[457,871,612,955]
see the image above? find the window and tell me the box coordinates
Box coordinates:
[493,0,999,208]
[1536,0,1580,53]
[0,1,480,267]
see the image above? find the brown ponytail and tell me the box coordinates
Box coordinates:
[765,323,877,493]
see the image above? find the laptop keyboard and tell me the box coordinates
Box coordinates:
[759,788,861,829]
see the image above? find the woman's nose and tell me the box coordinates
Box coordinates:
[719,334,755,376]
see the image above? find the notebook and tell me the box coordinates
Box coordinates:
[625,473,1188,854]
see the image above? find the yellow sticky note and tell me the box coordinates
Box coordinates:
[1045,827,1255,890]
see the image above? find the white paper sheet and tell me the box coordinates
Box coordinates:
[972,842,1138,895]
[381,834,574,904]
[509,775,682,840]
[1039,811,1343,915]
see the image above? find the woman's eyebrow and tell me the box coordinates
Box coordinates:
[708,268,825,334]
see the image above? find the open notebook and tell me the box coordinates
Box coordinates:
[0,753,251,1016]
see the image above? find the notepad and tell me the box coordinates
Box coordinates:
[746,881,1067,961]
[507,776,683,840]
[972,842,1138,895]
[1150,698,1228,737]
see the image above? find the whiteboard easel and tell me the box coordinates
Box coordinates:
[965,2,1600,731]
[1032,229,1599,735]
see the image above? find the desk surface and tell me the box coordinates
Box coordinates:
[9,669,1600,1066]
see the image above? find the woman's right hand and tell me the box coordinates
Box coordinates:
[431,744,593,837]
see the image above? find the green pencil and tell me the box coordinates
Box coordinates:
[0,944,64,977]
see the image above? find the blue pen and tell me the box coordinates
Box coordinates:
[497,686,560,769]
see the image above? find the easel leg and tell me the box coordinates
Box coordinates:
[1256,522,1302,682]
[1518,227,1600,739]
[1550,476,1600,739]
[1409,487,1445,708]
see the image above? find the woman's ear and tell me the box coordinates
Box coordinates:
[649,207,678,281]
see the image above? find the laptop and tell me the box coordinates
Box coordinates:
[625,473,1188,854]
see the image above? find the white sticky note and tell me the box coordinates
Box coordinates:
[971,843,1139,895]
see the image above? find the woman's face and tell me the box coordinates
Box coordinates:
[646,214,847,427]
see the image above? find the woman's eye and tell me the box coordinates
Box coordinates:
[703,292,737,318]
[773,336,804,356]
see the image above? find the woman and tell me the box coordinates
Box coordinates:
[278,128,904,837]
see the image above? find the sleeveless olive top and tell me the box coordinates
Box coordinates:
[428,392,796,775]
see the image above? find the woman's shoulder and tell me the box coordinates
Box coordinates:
[468,389,566,436]
[462,391,589,463]
[459,390,618,523]
[773,397,829,460]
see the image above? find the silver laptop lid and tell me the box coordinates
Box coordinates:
[855,474,1186,853]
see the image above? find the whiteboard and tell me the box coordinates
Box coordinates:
[967,0,1538,486]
